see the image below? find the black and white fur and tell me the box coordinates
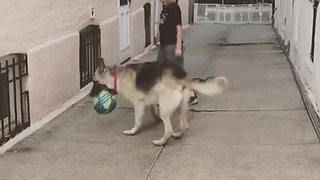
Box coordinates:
[91,59,228,146]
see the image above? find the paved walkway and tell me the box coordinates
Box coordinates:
[1,24,320,180]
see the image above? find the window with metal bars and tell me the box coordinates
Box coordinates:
[0,72,9,119]
[0,54,30,146]
[79,25,101,88]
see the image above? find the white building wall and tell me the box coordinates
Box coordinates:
[0,0,190,123]
[131,8,146,58]
[284,0,293,45]
[179,0,190,27]
[314,8,320,112]
[291,1,314,84]
[0,0,118,57]
[274,0,285,39]
[100,16,120,66]
[274,0,320,114]
[0,0,119,122]
[27,33,80,122]
[131,0,153,11]
[274,0,293,45]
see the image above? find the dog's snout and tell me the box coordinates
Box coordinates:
[90,81,107,97]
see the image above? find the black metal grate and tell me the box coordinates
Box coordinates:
[0,54,30,146]
[120,0,131,6]
[79,25,101,88]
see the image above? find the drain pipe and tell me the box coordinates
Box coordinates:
[311,0,319,62]
[271,0,276,27]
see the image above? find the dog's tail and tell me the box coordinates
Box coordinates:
[185,76,228,95]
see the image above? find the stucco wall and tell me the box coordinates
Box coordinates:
[275,0,314,82]
[100,17,121,66]
[0,0,121,122]
[284,0,293,45]
[314,9,320,111]
[291,1,314,84]
[1,0,190,123]
[179,0,189,27]
[0,0,118,57]
[131,8,146,58]
[275,0,319,113]
[274,1,281,33]
[131,0,152,11]
[27,33,80,122]
[274,0,293,45]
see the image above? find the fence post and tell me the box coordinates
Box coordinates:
[194,3,198,23]
[231,5,235,23]
[205,4,208,19]
[224,5,226,22]
[217,4,220,22]
[259,2,263,23]
[248,4,252,22]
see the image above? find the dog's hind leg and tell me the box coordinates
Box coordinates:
[171,105,184,139]
[123,104,144,136]
[180,89,190,131]
[153,92,181,146]
[150,104,161,123]
[172,89,190,138]
[172,106,188,138]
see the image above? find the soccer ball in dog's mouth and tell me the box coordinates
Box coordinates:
[93,90,117,114]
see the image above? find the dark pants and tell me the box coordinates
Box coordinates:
[156,44,197,100]
[157,44,185,67]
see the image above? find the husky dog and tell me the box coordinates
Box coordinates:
[91,58,228,146]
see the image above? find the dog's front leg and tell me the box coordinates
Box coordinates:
[123,105,144,136]
[153,116,173,146]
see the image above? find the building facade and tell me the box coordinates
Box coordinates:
[274,0,320,116]
[0,0,190,125]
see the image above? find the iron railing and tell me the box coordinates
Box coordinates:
[194,3,273,24]
[0,53,30,146]
[79,25,101,88]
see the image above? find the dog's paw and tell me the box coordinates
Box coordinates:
[153,139,167,146]
[123,130,137,136]
[172,131,183,139]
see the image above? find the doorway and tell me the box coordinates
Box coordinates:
[144,3,152,47]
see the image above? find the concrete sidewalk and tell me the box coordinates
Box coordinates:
[1,24,320,180]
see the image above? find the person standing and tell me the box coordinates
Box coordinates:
[157,0,199,105]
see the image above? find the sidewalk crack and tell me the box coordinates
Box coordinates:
[145,146,165,180]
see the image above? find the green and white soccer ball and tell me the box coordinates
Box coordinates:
[93,90,117,114]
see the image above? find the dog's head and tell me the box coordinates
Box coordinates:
[90,58,117,96]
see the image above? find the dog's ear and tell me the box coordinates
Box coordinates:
[98,58,107,73]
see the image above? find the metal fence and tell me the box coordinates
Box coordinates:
[79,25,101,88]
[0,54,30,146]
[194,3,273,24]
